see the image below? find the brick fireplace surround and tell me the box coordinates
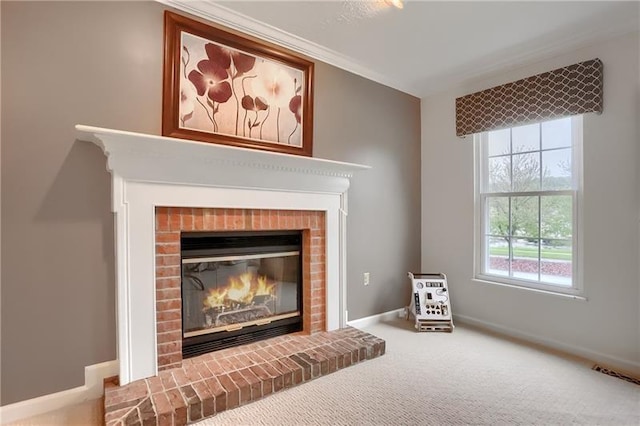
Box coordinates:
[104,207,387,425]
[77,125,381,425]
[155,207,327,371]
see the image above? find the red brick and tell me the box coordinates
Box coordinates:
[228,371,252,404]
[151,393,173,426]
[234,354,255,369]
[216,356,241,373]
[181,208,194,230]
[203,377,227,413]
[180,384,202,423]
[250,212,260,230]
[157,299,180,312]
[204,359,225,376]
[158,341,181,356]
[195,362,214,379]
[230,209,245,230]
[159,371,178,391]
[156,207,170,231]
[183,365,203,383]
[156,309,180,322]
[239,367,262,400]
[192,381,215,417]
[257,210,268,228]
[157,319,181,333]
[145,376,164,394]
[249,365,273,396]
[156,232,180,243]
[289,354,312,381]
[217,374,240,409]
[193,209,204,230]
[156,288,180,301]
[157,329,181,344]
[156,243,180,255]
[169,208,182,231]
[155,255,180,267]
[214,210,225,229]
[166,388,187,426]
[156,278,180,290]
[156,266,180,278]
[278,357,303,385]
[269,211,278,229]
[204,376,226,397]
[204,210,215,229]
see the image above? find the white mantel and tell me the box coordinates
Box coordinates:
[76,125,370,385]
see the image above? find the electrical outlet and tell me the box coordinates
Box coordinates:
[363,272,370,286]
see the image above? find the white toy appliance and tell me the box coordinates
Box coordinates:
[407,272,454,332]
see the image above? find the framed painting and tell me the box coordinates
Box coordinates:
[162,11,314,156]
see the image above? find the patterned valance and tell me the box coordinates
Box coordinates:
[455,59,603,137]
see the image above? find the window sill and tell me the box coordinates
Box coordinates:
[472,276,587,301]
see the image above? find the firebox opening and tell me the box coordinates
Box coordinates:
[181,230,303,358]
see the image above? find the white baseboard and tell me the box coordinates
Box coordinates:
[347,308,406,329]
[0,360,118,425]
[454,314,640,376]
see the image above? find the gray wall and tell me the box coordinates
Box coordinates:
[313,65,421,322]
[421,32,639,374]
[0,1,421,404]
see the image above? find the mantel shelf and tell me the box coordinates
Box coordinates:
[76,125,370,181]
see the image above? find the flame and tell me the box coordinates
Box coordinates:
[256,275,275,296]
[203,271,276,309]
[204,288,227,307]
[227,273,253,303]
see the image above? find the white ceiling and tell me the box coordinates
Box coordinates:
[164,1,640,97]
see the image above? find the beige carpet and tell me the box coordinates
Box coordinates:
[196,319,639,425]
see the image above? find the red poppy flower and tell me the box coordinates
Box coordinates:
[188,59,232,103]
[289,95,302,123]
[241,95,269,112]
[205,43,256,75]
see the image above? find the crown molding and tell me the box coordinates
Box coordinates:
[155,0,417,96]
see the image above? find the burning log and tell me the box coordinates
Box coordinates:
[204,305,273,327]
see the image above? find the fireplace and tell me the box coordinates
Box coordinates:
[78,125,369,385]
[181,230,303,357]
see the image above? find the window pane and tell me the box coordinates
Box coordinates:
[542,148,572,190]
[512,238,539,281]
[512,153,540,191]
[540,239,572,286]
[487,197,509,236]
[542,117,572,150]
[512,123,539,153]
[488,156,511,192]
[512,196,539,238]
[541,195,572,240]
[487,128,511,157]
[486,237,509,277]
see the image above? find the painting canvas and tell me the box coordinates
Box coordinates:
[163,12,314,156]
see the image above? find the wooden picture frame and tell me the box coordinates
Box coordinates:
[163,11,314,156]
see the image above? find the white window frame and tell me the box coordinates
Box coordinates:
[473,115,583,296]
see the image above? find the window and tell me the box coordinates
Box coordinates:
[475,116,582,294]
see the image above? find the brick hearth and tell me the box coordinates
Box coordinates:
[104,327,386,425]
[155,207,327,371]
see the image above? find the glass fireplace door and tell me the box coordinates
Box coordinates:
[182,251,300,336]
[180,230,303,356]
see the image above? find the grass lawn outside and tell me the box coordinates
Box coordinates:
[490,246,571,260]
